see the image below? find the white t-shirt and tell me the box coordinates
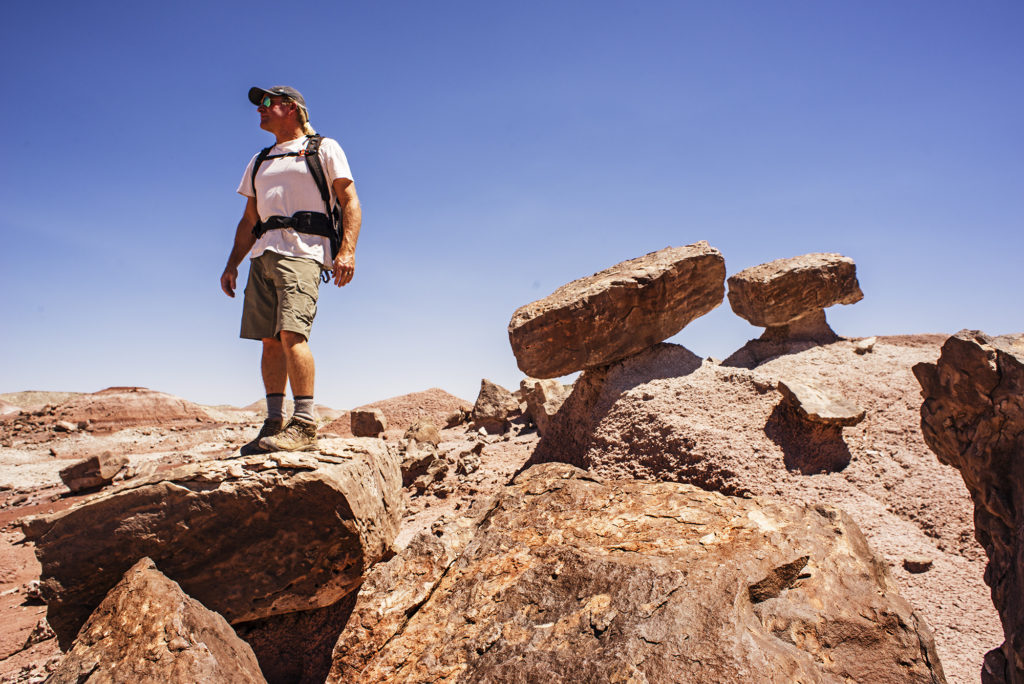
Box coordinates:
[237,136,353,268]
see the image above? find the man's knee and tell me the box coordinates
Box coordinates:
[279,330,308,347]
[262,337,283,351]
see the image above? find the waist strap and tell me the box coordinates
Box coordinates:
[252,211,333,240]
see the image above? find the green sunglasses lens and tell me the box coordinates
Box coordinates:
[260,95,272,108]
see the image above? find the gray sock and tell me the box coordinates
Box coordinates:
[266,394,286,421]
[293,396,316,423]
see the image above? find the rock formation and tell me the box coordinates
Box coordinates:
[23,438,402,648]
[48,558,266,683]
[508,242,725,378]
[322,388,472,437]
[57,452,128,493]
[519,377,572,437]
[727,252,862,332]
[327,463,945,683]
[350,408,387,437]
[725,253,862,366]
[470,379,519,433]
[915,330,1024,684]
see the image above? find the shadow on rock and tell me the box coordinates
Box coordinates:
[764,403,852,474]
[520,344,703,474]
[235,591,359,684]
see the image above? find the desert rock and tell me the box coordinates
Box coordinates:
[402,420,441,446]
[335,463,945,683]
[58,452,129,493]
[727,252,863,329]
[470,379,518,433]
[350,408,387,437]
[915,329,1024,683]
[508,242,725,378]
[48,557,266,684]
[24,438,402,648]
[777,377,865,426]
[520,377,572,436]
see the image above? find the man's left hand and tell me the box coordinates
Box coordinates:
[333,253,355,287]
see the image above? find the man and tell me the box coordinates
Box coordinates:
[220,85,361,453]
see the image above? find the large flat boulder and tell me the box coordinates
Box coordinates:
[22,438,402,648]
[508,242,725,378]
[915,330,1024,684]
[330,463,944,683]
[727,253,863,329]
[48,558,266,683]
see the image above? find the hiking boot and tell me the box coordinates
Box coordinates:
[240,418,286,456]
[259,417,319,452]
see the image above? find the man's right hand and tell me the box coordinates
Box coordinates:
[220,265,238,298]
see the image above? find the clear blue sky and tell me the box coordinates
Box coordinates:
[2,1,1021,409]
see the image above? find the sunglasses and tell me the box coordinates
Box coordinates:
[259,95,292,108]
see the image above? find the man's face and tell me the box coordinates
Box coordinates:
[257,94,295,132]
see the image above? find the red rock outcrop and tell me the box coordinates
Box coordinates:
[322,388,472,437]
[328,463,945,683]
[520,377,572,436]
[915,330,1024,684]
[57,452,128,493]
[508,242,725,378]
[48,558,266,683]
[23,438,402,648]
[470,379,518,433]
[350,409,387,437]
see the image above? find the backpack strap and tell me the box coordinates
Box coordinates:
[250,145,275,198]
[301,135,332,210]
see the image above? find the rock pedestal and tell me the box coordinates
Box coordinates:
[915,330,1024,684]
[520,378,572,436]
[23,439,402,648]
[508,242,725,378]
[48,558,266,684]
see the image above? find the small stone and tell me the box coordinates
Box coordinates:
[903,557,933,574]
[350,409,387,437]
[855,337,877,355]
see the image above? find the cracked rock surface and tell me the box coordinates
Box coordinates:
[916,330,1024,684]
[328,463,945,683]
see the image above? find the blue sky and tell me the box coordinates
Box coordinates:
[2,1,1021,409]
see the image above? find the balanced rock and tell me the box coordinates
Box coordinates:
[58,452,129,493]
[471,379,518,433]
[350,409,387,437]
[508,242,725,378]
[520,377,572,436]
[915,330,1024,683]
[48,558,266,684]
[23,438,402,648]
[331,463,944,683]
[727,252,863,333]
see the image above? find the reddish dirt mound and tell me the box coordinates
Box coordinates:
[44,387,211,433]
[322,388,471,437]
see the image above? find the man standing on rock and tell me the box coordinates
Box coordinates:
[220,85,361,454]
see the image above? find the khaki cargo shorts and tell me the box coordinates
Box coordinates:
[240,251,321,341]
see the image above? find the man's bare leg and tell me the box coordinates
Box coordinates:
[259,331,318,451]
[241,337,289,455]
[279,331,314,397]
[261,337,288,394]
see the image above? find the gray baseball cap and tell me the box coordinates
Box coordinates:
[248,85,307,111]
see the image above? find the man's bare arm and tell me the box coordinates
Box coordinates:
[332,178,362,287]
[220,197,260,297]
